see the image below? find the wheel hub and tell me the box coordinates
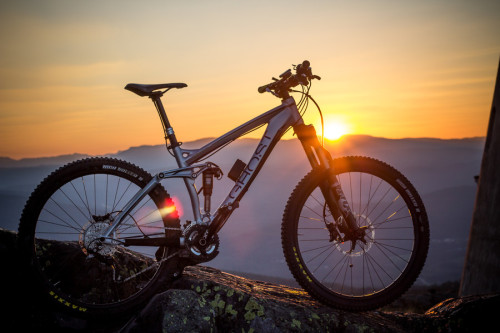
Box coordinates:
[335,213,375,257]
[79,219,116,257]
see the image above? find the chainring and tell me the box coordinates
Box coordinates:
[184,224,219,262]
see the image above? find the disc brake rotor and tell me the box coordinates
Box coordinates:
[334,213,375,256]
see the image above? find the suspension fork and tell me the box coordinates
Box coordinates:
[294,124,359,233]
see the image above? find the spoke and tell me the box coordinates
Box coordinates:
[362,249,366,294]
[129,197,155,221]
[366,185,393,220]
[132,201,158,224]
[112,177,121,212]
[372,225,413,230]
[94,174,97,215]
[117,220,166,235]
[373,243,404,274]
[310,192,326,211]
[372,238,414,241]
[364,251,386,289]
[57,187,90,221]
[363,247,380,294]
[360,176,384,218]
[119,203,158,234]
[42,208,76,230]
[69,180,92,218]
[314,186,335,220]
[375,226,413,230]
[46,199,84,230]
[375,242,410,266]
[359,172,362,224]
[331,255,350,290]
[341,254,352,294]
[372,241,414,253]
[348,172,353,217]
[38,219,81,232]
[320,250,347,284]
[303,203,326,221]
[81,176,92,218]
[299,238,331,242]
[308,243,338,266]
[302,243,336,253]
[350,255,354,295]
[105,174,109,213]
[372,214,412,227]
[373,207,410,228]
[365,250,393,282]
[371,199,405,227]
[113,182,134,212]
[300,215,326,223]
[120,219,165,229]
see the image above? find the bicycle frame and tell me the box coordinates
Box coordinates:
[102,94,349,244]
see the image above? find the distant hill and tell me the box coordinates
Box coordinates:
[0,153,91,168]
[0,135,485,285]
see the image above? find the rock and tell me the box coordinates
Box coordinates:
[424,294,500,332]
[1,228,498,332]
[124,266,402,332]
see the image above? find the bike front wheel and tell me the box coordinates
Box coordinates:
[282,156,429,311]
[18,158,181,317]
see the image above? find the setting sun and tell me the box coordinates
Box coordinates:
[323,121,349,141]
[0,1,497,159]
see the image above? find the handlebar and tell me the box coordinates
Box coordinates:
[258,60,321,98]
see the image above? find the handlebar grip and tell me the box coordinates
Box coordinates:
[296,60,310,76]
[258,84,269,93]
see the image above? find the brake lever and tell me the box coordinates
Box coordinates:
[265,87,280,98]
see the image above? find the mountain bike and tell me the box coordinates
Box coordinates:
[18,61,429,317]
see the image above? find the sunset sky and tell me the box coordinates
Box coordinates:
[1,1,499,159]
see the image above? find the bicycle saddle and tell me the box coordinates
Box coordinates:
[125,83,187,97]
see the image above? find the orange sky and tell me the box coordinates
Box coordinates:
[1,1,499,159]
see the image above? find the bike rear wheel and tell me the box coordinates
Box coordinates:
[282,156,429,311]
[18,158,181,317]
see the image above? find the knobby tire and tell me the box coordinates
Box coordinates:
[282,156,429,311]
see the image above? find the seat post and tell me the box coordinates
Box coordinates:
[150,92,182,155]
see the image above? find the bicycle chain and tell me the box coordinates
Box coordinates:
[111,225,183,283]
[163,227,182,231]
[114,250,179,283]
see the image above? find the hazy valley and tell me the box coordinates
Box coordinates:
[0,135,485,286]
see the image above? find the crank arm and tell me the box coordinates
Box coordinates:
[122,237,183,247]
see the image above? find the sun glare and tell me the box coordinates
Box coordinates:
[323,121,349,140]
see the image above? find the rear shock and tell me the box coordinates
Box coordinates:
[202,166,222,216]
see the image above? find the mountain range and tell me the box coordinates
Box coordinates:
[0,135,485,286]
